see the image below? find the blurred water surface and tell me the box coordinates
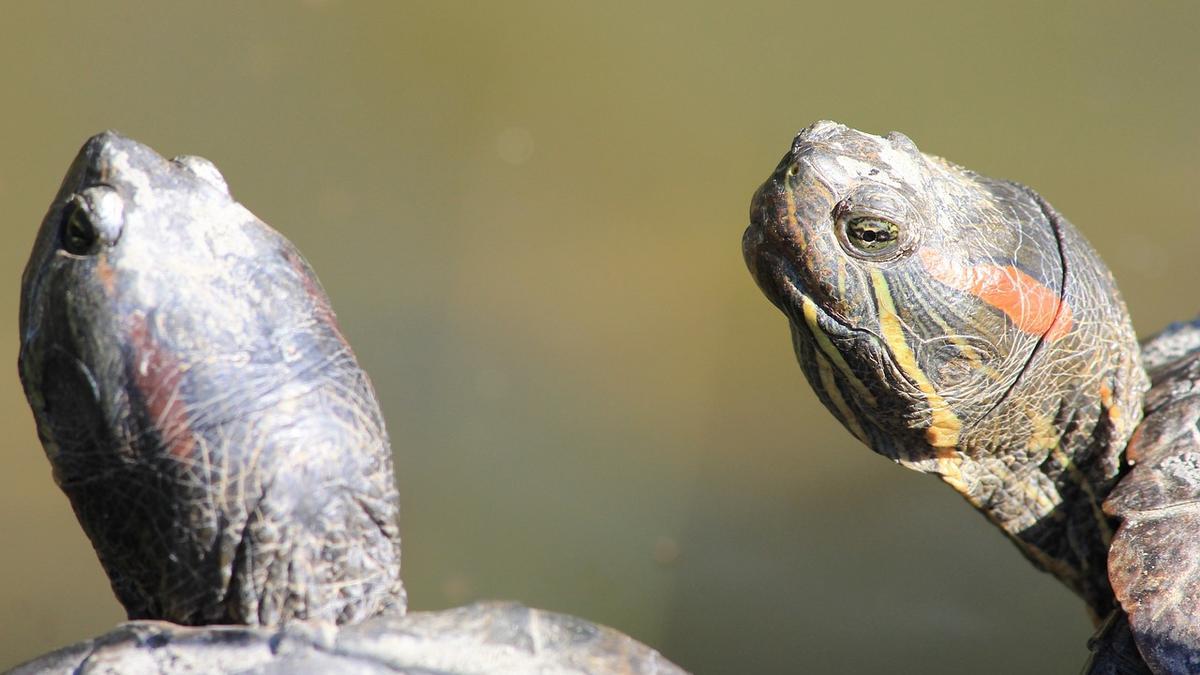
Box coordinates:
[2,3,1200,673]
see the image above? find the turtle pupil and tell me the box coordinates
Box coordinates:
[844,217,899,255]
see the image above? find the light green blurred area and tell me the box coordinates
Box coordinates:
[2,2,1198,673]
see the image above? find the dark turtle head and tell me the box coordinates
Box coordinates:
[22,133,258,470]
[19,132,404,626]
[744,121,1147,613]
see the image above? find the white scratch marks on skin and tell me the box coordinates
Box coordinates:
[204,204,260,259]
[108,150,154,204]
[834,155,888,183]
[825,137,925,191]
[877,143,925,187]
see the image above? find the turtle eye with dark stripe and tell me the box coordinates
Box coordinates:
[60,199,98,255]
[839,216,901,259]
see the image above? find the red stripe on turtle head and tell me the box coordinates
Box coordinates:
[127,312,197,460]
[918,248,1073,342]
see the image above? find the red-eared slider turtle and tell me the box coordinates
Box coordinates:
[743,121,1198,674]
[13,132,685,675]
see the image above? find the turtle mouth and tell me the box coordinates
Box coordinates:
[748,229,939,433]
[749,241,866,343]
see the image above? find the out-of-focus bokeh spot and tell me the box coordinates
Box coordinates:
[2,3,1199,673]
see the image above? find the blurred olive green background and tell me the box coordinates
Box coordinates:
[2,2,1199,673]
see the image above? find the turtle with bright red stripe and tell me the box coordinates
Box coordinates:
[743,121,1198,674]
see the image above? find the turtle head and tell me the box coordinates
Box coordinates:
[19,132,404,626]
[744,121,1147,611]
[20,132,313,482]
[21,133,241,468]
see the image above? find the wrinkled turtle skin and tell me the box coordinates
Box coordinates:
[19,131,406,627]
[744,121,1200,674]
[14,133,684,675]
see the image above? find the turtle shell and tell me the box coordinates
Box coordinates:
[1093,319,1200,673]
[9,602,685,675]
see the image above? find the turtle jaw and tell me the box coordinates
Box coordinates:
[745,180,962,469]
[744,223,928,463]
[742,155,869,339]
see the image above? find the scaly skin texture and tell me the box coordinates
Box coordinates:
[743,122,1167,668]
[18,132,405,626]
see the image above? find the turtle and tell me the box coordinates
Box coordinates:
[741,120,1200,674]
[12,131,686,675]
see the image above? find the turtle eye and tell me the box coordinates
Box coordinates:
[60,199,98,255]
[840,216,900,258]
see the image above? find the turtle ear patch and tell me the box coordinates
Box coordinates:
[917,248,1074,342]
